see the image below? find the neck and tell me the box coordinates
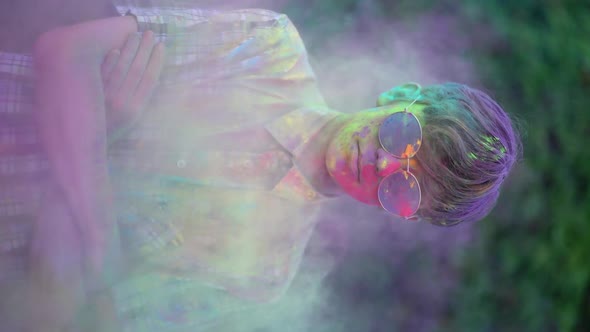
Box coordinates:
[296,113,349,197]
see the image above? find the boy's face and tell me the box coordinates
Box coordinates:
[325,101,426,206]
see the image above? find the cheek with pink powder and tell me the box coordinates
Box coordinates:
[359,163,380,202]
[358,125,371,138]
[327,123,384,205]
[329,165,380,205]
[326,109,419,207]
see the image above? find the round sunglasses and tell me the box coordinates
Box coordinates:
[377,97,423,219]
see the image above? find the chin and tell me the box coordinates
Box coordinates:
[328,167,380,207]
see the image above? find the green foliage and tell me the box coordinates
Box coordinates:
[283,1,590,330]
[444,2,590,332]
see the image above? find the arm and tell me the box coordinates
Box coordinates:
[33,18,136,283]
[33,13,167,281]
[30,15,163,330]
[27,17,134,332]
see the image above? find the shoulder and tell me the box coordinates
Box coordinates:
[203,8,302,44]
[115,5,306,54]
[114,3,294,29]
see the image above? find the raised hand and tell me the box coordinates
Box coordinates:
[101,30,166,130]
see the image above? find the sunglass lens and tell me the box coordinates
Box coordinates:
[377,171,421,217]
[378,112,422,158]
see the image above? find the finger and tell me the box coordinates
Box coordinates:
[116,30,155,112]
[129,41,166,113]
[100,49,120,87]
[105,33,141,103]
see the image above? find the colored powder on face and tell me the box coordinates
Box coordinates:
[361,164,380,184]
[402,144,416,158]
[358,126,371,138]
[377,157,405,178]
[360,163,380,203]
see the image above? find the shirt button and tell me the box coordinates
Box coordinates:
[177,159,187,168]
[306,190,316,200]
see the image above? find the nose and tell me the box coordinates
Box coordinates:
[376,148,404,177]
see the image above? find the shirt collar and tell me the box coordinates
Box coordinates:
[265,106,339,203]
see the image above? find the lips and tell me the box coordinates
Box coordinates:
[356,141,362,183]
[348,140,360,182]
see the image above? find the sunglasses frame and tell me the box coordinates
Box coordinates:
[376,97,423,220]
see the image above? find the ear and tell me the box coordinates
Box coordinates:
[377,82,422,106]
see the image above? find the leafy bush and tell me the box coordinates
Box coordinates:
[280,1,590,331]
[446,2,590,332]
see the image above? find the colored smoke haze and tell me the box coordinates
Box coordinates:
[214,1,480,331]
[2,0,482,330]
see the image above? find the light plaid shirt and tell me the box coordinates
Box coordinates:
[0,1,337,330]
